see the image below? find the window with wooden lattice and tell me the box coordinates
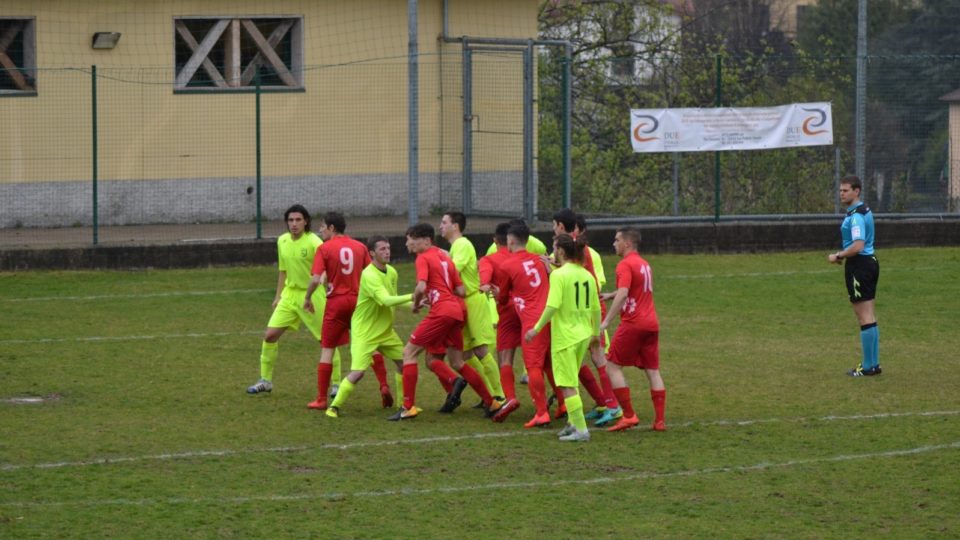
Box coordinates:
[174,17,303,91]
[0,17,36,95]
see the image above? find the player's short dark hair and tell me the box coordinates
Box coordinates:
[575,213,587,233]
[322,211,347,233]
[552,208,577,233]
[494,222,511,245]
[406,222,435,240]
[617,227,641,248]
[367,235,389,252]
[841,175,862,192]
[284,204,312,232]
[507,221,530,244]
[445,211,467,233]
[554,233,586,263]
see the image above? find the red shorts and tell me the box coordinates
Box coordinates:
[321,294,357,348]
[607,325,659,370]
[496,305,522,352]
[520,324,550,370]
[411,313,464,354]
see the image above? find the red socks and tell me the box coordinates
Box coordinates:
[402,364,418,410]
[500,365,516,401]
[371,352,389,389]
[429,359,457,392]
[651,389,666,423]
[578,365,605,407]
[458,364,493,405]
[613,387,635,418]
[526,367,548,416]
[317,363,333,399]
[596,366,619,409]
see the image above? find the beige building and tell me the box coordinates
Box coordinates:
[1,1,538,227]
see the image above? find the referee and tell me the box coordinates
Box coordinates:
[828,175,881,377]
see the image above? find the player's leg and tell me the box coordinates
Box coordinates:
[249,326,285,394]
[328,341,376,416]
[388,341,424,420]
[375,336,405,409]
[521,329,551,427]
[588,341,621,426]
[311,297,351,409]
[249,295,304,394]
[556,339,592,442]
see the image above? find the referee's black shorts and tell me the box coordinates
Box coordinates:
[844,254,879,303]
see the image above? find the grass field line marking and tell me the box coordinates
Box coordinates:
[2,440,957,508]
[2,288,271,303]
[2,409,958,473]
[0,331,263,345]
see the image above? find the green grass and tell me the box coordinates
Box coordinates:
[1,247,959,538]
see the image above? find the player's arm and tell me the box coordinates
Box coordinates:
[589,283,602,338]
[600,287,629,332]
[303,273,325,313]
[526,273,561,341]
[829,216,866,264]
[273,271,285,309]
[372,280,414,308]
[411,280,427,312]
[477,258,499,297]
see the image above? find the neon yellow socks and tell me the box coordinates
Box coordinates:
[260,341,279,381]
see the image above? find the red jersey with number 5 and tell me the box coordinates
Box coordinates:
[616,251,659,331]
[311,235,372,297]
[416,246,465,321]
[500,250,550,327]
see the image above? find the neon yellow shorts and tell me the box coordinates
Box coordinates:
[349,331,404,371]
[266,288,324,341]
[462,292,495,350]
[551,338,591,388]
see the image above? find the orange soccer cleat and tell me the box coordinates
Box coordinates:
[492,398,520,423]
[606,415,640,432]
[306,397,328,410]
[523,412,551,429]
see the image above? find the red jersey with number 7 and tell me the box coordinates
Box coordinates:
[311,235,372,297]
[499,250,550,327]
[416,246,465,321]
[616,251,659,331]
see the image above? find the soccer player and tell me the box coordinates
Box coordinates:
[304,212,387,410]
[497,221,557,427]
[479,222,523,421]
[247,205,329,395]
[526,233,601,442]
[828,175,881,377]
[549,208,621,425]
[599,227,667,432]
[439,212,504,406]
[326,236,409,418]
[390,223,497,421]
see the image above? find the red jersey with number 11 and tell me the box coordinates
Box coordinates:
[616,251,659,331]
[416,246,465,321]
[311,235,372,297]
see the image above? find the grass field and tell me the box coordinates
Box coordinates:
[1,247,959,538]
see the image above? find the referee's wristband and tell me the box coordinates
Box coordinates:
[835,252,844,260]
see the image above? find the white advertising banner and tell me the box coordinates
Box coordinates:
[630,102,833,153]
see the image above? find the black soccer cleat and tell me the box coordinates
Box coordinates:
[847,364,882,377]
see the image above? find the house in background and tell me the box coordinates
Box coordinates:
[0,1,538,229]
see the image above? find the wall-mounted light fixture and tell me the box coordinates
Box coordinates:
[91,32,122,49]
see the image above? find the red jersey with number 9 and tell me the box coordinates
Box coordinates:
[416,246,465,320]
[500,250,550,328]
[616,251,659,331]
[311,235,372,297]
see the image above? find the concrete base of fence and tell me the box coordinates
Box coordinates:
[1,218,957,271]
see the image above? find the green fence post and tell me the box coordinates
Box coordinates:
[91,65,99,245]
[714,54,722,224]
[255,68,262,240]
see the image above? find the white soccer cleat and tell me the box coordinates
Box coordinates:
[247,379,273,394]
[558,428,591,442]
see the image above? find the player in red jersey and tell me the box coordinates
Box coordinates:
[389,223,497,420]
[479,222,523,422]
[548,208,621,425]
[600,227,667,432]
[496,221,559,428]
[304,212,390,410]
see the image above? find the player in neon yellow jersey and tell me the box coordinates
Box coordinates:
[247,205,340,395]
[440,212,505,413]
[326,236,411,417]
[526,233,601,442]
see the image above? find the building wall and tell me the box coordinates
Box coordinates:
[1,0,537,226]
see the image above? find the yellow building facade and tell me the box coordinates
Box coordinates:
[1,0,538,227]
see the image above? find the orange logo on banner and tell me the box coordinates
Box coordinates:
[801,107,828,136]
[632,114,659,142]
